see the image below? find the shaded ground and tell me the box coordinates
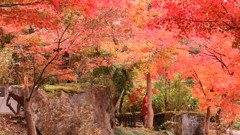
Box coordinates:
[114,127,163,135]
[0,113,239,135]
[0,114,27,135]
[0,113,161,135]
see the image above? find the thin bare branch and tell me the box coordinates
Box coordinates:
[27,23,71,101]
[192,68,206,96]
[0,2,40,7]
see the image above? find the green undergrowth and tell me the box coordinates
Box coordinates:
[232,120,240,130]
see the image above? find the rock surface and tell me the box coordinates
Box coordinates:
[32,87,115,135]
[154,112,205,135]
[226,129,240,135]
[182,113,205,135]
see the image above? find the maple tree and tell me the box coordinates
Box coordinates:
[77,3,179,126]
[109,29,177,128]
[8,24,77,134]
[56,1,169,129]
[0,0,125,134]
[164,34,240,133]
[146,0,239,133]
[1,0,152,133]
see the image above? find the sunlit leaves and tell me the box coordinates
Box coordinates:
[167,34,240,121]
[149,0,239,43]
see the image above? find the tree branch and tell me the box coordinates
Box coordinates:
[204,49,234,76]
[0,2,40,7]
[27,23,71,101]
[192,68,206,96]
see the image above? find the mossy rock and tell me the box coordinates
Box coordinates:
[42,84,80,96]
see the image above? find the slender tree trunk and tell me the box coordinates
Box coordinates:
[23,76,37,135]
[111,85,121,108]
[119,89,126,113]
[24,99,37,135]
[146,72,154,128]
[112,95,120,108]
[164,83,168,111]
[215,108,221,135]
[205,106,211,135]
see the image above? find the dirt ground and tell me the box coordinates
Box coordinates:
[0,113,239,135]
[0,114,27,135]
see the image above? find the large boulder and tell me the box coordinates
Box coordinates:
[154,111,205,135]
[31,87,115,135]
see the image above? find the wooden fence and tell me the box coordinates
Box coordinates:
[115,113,144,127]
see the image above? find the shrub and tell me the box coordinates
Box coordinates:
[232,120,240,130]
[153,75,196,113]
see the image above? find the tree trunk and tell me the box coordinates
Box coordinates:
[146,72,154,128]
[215,108,221,135]
[205,106,211,135]
[111,85,121,108]
[119,89,126,113]
[24,87,37,135]
[164,82,168,111]
[112,95,120,108]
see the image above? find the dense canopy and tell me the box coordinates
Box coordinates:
[0,0,239,134]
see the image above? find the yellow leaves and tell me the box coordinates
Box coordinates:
[0,48,13,83]
[127,0,164,27]
[98,27,177,78]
